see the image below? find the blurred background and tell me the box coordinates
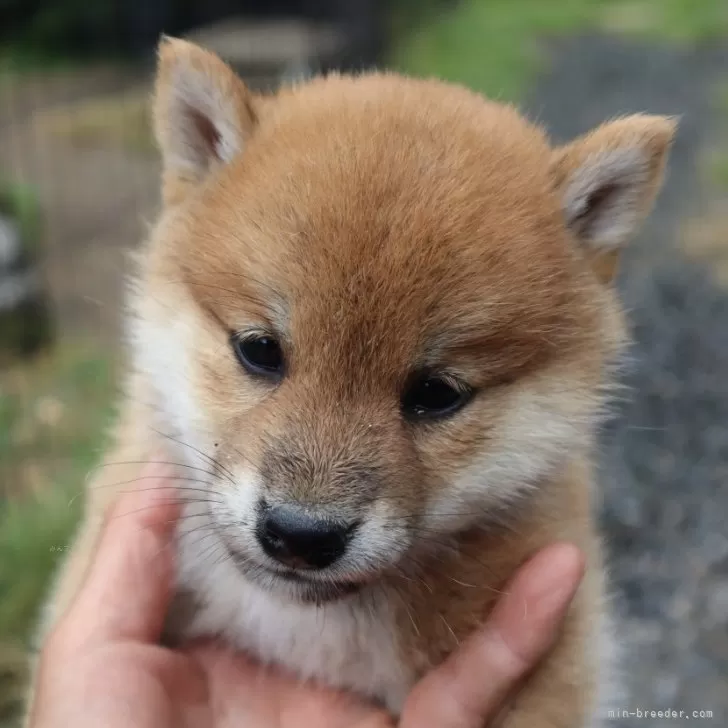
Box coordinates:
[1,1,727,725]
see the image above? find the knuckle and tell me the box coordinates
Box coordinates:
[487,627,531,679]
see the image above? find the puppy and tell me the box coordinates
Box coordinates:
[35,38,674,727]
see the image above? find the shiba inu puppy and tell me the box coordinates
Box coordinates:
[37,38,674,727]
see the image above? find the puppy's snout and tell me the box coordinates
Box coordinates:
[256,503,357,569]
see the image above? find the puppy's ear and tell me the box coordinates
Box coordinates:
[551,115,676,283]
[153,37,257,205]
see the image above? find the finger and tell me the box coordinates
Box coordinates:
[400,542,585,728]
[58,462,181,648]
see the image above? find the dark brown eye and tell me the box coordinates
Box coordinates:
[232,334,284,378]
[401,374,472,420]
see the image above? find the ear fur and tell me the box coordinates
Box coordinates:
[153,37,257,205]
[551,115,676,282]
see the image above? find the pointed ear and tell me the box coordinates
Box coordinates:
[153,37,257,205]
[551,115,676,283]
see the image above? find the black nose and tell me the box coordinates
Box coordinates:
[256,505,354,569]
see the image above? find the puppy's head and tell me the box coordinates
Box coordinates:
[134,39,674,602]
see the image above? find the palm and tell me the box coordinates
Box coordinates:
[189,643,392,728]
[36,639,389,728]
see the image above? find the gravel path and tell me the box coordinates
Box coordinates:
[526,35,728,726]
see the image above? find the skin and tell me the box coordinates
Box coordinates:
[28,462,585,728]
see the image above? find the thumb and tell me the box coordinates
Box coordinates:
[400,542,585,728]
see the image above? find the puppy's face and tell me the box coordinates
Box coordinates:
[134,40,674,603]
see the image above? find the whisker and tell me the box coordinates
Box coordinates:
[402,542,508,596]
[392,582,420,638]
[179,526,225,555]
[150,427,237,484]
[439,613,460,646]
[88,459,228,481]
[71,476,227,508]
[109,497,225,515]
[449,576,477,588]
[87,474,224,493]
[108,503,223,532]
[185,535,227,568]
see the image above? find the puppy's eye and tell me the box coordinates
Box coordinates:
[401,375,472,419]
[232,334,284,378]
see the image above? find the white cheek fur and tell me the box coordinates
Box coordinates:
[424,383,599,532]
[218,466,261,536]
[130,292,213,458]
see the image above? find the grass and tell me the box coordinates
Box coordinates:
[685,77,728,286]
[0,184,41,257]
[708,151,728,189]
[0,343,115,499]
[390,0,728,101]
[0,479,83,723]
[708,82,728,189]
[0,342,115,723]
[0,45,80,78]
[0,39,133,79]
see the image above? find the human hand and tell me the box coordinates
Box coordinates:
[28,462,585,728]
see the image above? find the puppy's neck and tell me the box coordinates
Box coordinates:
[383,460,597,672]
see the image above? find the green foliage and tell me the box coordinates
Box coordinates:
[0,345,115,498]
[645,0,728,42]
[0,347,115,633]
[0,480,82,645]
[0,343,115,724]
[709,83,728,188]
[0,0,118,63]
[0,183,41,256]
[390,0,728,101]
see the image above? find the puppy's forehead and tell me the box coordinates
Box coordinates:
[240,74,562,256]
[185,75,589,373]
